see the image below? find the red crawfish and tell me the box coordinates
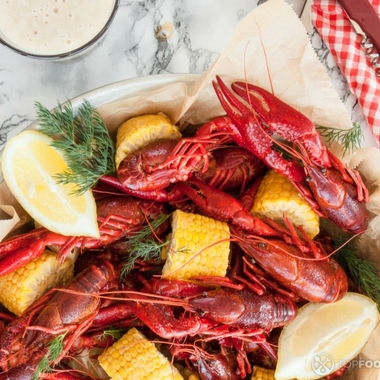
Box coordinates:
[171,343,245,380]
[0,260,118,379]
[121,276,296,379]
[211,76,369,234]
[0,195,169,276]
[175,179,348,303]
[122,279,296,339]
[235,230,348,303]
[100,117,265,201]
[191,351,242,380]
[195,146,265,194]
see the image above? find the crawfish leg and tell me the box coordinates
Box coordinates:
[53,312,98,364]
[328,151,369,203]
[128,301,202,339]
[0,229,53,275]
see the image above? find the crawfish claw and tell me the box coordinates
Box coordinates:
[231,81,330,168]
[212,76,306,184]
[176,178,278,237]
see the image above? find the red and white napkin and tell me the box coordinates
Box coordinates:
[311,0,380,147]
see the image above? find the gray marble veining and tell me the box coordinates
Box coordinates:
[0,0,260,144]
[2,0,367,149]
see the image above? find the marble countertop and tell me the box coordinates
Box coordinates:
[0,0,376,148]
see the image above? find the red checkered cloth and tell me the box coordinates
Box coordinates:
[311,0,380,147]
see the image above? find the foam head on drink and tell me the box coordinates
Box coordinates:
[0,0,116,56]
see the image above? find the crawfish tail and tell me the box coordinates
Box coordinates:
[189,289,297,331]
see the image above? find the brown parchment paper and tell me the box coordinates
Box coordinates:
[1,0,379,378]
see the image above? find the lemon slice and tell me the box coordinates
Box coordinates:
[275,292,379,380]
[2,130,99,237]
[115,113,182,168]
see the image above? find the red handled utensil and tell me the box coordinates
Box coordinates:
[338,0,380,75]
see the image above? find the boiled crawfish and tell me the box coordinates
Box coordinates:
[0,260,120,379]
[123,278,296,339]
[0,78,368,380]
[121,275,297,378]
[176,178,348,303]
[195,146,265,194]
[236,232,347,303]
[101,138,265,203]
[0,195,169,276]
[211,76,369,234]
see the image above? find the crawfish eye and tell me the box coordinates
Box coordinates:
[257,242,267,249]
[320,167,327,174]
[305,176,311,182]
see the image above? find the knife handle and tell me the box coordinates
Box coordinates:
[342,17,380,77]
[338,0,380,76]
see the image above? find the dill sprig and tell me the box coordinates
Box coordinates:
[333,244,380,310]
[316,122,363,155]
[102,328,126,341]
[33,333,66,379]
[35,100,115,195]
[121,214,170,278]
[121,238,169,277]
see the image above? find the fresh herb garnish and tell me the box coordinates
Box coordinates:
[102,328,126,341]
[33,333,66,379]
[36,100,115,195]
[317,122,363,155]
[121,214,171,278]
[333,244,380,310]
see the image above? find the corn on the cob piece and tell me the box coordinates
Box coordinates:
[251,365,275,380]
[161,210,230,280]
[115,113,182,168]
[0,249,74,315]
[98,327,184,380]
[252,170,319,239]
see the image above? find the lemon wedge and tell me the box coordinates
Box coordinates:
[275,292,379,380]
[115,113,182,168]
[2,130,99,237]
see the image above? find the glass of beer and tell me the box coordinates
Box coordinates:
[0,0,119,60]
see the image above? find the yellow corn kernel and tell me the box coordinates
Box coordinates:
[0,249,74,315]
[115,113,182,168]
[98,327,184,380]
[188,374,201,380]
[161,210,230,280]
[179,365,201,380]
[251,365,275,380]
[252,170,319,239]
